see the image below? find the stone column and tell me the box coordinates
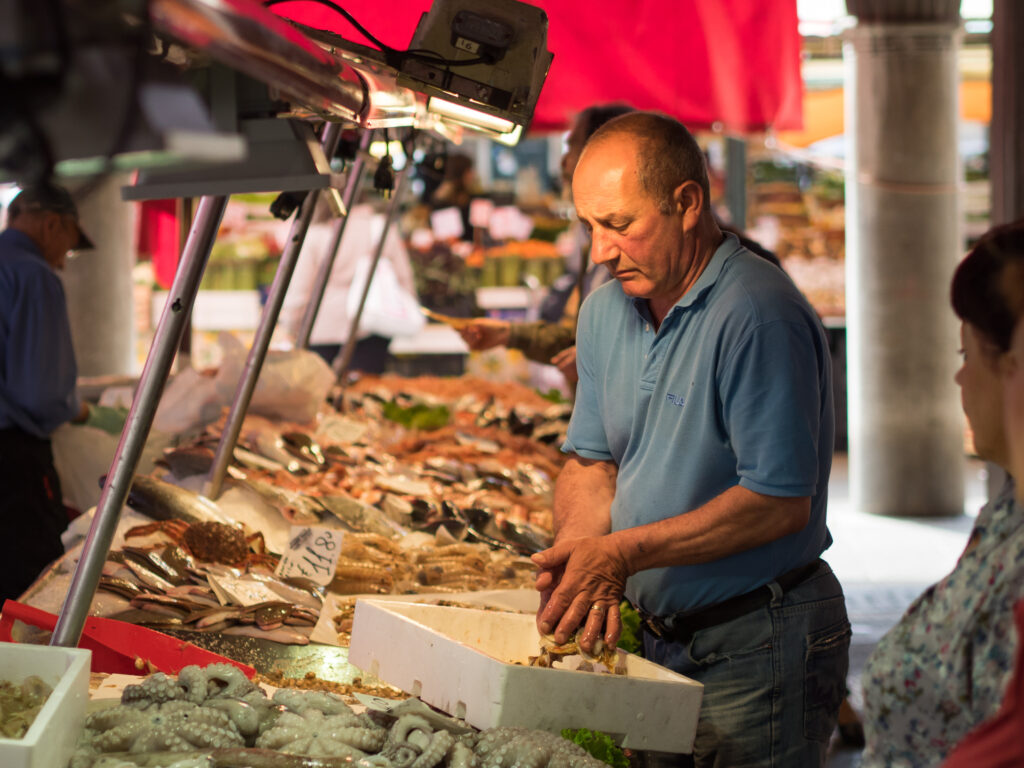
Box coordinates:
[62,174,138,377]
[843,16,965,516]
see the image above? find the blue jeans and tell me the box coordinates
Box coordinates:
[642,560,850,768]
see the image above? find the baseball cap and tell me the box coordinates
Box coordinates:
[8,183,95,251]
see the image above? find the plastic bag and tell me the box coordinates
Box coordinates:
[346,255,425,339]
[215,333,334,424]
[153,366,223,434]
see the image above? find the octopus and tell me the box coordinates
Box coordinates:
[472,728,609,768]
[80,700,245,754]
[377,714,455,768]
[121,663,259,708]
[255,709,387,757]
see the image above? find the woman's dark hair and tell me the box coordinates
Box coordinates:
[576,103,636,142]
[951,219,1024,352]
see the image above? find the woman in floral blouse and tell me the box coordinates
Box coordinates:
[861,222,1024,767]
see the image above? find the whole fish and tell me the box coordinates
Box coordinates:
[317,495,408,539]
[113,474,233,526]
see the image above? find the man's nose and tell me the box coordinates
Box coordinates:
[590,229,615,265]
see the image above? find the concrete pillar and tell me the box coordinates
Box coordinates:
[843,22,965,517]
[62,174,138,377]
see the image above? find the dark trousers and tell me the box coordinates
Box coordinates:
[0,428,68,602]
[311,335,392,375]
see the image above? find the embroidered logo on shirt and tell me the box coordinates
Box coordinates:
[666,393,686,407]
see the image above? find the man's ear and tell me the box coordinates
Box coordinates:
[675,180,704,230]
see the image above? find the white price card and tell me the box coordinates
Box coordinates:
[430,206,465,241]
[275,526,344,585]
[469,197,495,228]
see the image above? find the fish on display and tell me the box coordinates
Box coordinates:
[114,474,234,526]
[317,495,408,539]
[281,431,327,467]
[158,446,216,480]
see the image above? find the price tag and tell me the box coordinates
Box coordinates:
[275,526,344,585]
[469,198,494,228]
[430,207,465,241]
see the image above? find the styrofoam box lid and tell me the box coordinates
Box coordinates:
[349,599,703,754]
[0,643,91,768]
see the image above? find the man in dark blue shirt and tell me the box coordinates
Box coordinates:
[0,182,95,601]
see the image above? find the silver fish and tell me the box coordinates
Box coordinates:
[121,474,232,526]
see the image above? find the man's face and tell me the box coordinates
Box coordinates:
[39,211,79,270]
[954,322,1007,465]
[571,135,689,306]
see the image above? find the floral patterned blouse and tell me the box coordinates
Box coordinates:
[861,478,1024,767]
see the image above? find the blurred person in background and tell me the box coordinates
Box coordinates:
[0,182,124,601]
[458,103,635,384]
[430,153,479,242]
[279,194,418,374]
[859,220,1024,767]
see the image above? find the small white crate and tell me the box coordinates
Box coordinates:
[0,643,91,768]
[349,599,703,754]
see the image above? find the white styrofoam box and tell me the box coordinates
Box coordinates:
[349,600,703,754]
[0,643,91,768]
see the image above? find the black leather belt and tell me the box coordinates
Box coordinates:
[639,559,824,643]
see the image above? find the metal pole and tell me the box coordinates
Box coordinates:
[295,129,372,349]
[51,195,227,648]
[332,164,409,386]
[205,122,343,499]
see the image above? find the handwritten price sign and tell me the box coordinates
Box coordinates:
[275,526,344,585]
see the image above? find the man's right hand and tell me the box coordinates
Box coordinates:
[457,318,512,351]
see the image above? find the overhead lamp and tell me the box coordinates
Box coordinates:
[426,98,524,147]
[395,0,552,146]
[122,118,346,201]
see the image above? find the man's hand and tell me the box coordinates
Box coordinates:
[82,404,129,435]
[532,534,630,653]
[457,318,512,351]
[550,345,578,384]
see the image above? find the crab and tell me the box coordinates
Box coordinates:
[125,519,279,570]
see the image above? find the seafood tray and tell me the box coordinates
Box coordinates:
[0,642,90,768]
[349,600,703,754]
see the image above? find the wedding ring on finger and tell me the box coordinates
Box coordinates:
[590,602,606,613]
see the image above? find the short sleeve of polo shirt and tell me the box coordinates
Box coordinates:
[719,316,824,497]
[561,296,613,461]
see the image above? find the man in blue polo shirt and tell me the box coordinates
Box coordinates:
[531,113,849,767]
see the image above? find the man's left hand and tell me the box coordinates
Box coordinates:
[531,535,630,653]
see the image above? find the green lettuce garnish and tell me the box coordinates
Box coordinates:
[561,728,629,768]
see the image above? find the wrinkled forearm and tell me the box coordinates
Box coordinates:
[609,485,811,576]
[552,455,616,542]
[507,321,576,364]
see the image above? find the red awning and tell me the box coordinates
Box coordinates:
[268,0,803,134]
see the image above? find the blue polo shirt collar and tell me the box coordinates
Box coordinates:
[631,233,743,323]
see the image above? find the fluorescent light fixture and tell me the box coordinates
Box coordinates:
[427,97,517,134]
[426,99,523,146]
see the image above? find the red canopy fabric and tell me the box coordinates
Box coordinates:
[268,0,803,134]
